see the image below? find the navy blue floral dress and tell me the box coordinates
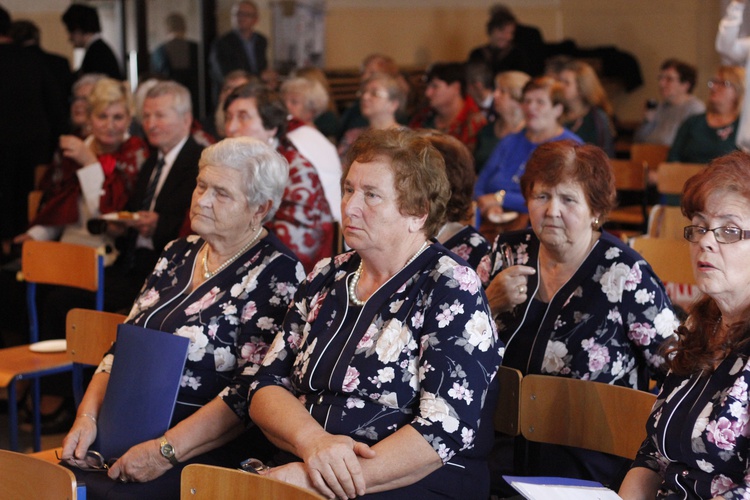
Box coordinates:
[250,243,503,498]
[97,233,305,425]
[478,229,679,488]
[632,346,750,499]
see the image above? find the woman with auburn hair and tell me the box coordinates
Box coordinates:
[479,139,678,492]
[557,59,616,157]
[621,150,750,500]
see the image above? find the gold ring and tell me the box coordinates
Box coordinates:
[519,285,526,294]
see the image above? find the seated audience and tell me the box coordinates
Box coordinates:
[224,83,334,271]
[557,59,616,157]
[620,150,750,500]
[15,77,148,262]
[475,76,581,220]
[716,0,750,153]
[474,70,530,172]
[668,65,744,163]
[479,139,679,492]
[60,137,304,500]
[248,128,503,499]
[409,62,487,152]
[201,69,253,140]
[634,58,705,146]
[337,72,407,161]
[421,130,490,269]
[293,66,341,140]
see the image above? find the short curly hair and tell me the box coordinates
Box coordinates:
[345,128,450,238]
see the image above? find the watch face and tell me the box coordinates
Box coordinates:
[162,443,174,457]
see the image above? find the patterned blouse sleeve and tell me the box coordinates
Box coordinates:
[219,253,304,424]
[410,257,503,463]
[247,266,321,405]
[619,253,680,381]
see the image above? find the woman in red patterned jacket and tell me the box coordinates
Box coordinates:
[223,82,334,272]
[14,77,149,263]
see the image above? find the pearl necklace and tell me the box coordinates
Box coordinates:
[202,227,263,280]
[348,241,429,306]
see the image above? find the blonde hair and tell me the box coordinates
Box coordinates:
[562,60,613,116]
[88,78,134,117]
[495,71,531,102]
[280,76,329,118]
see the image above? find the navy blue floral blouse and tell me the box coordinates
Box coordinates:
[442,225,491,270]
[249,243,504,466]
[96,233,305,425]
[477,230,679,390]
[632,347,750,499]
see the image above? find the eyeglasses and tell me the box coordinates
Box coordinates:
[56,449,116,472]
[684,225,750,244]
[238,457,271,474]
[707,79,735,90]
[357,88,390,99]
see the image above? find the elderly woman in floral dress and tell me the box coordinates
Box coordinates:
[248,129,503,499]
[479,140,679,493]
[59,138,305,500]
[621,151,750,500]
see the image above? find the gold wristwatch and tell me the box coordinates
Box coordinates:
[159,435,179,466]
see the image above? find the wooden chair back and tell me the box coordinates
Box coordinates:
[67,308,127,405]
[21,240,102,292]
[608,159,648,233]
[0,449,78,499]
[647,205,689,240]
[27,190,43,223]
[494,366,522,437]
[519,375,656,460]
[656,162,706,197]
[630,143,669,171]
[181,464,326,500]
[630,236,696,286]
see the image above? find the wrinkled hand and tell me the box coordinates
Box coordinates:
[133,211,159,238]
[298,433,376,499]
[59,135,97,166]
[61,414,98,461]
[107,439,171,483]
[485,265,536,316]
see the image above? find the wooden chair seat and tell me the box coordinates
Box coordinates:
[494,366,522,437]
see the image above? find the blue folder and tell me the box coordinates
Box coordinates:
[93,323,189,460]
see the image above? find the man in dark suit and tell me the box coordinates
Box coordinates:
[61,4,122,79]
[209,1,268,106]
[0,6,66,258]
[107,81,202,311]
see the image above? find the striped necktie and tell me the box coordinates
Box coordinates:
[140,157,165,210]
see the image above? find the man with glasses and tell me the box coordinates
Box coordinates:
[634,58,705,146]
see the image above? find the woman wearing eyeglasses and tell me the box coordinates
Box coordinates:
[620,151,750,500]
[337,72,407,161]
[668,66,745,164]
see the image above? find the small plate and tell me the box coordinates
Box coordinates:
[29,339,67,353]
[488,211,519,224]
[101,212,140,221]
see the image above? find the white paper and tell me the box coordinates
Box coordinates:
[511,481,623,500]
